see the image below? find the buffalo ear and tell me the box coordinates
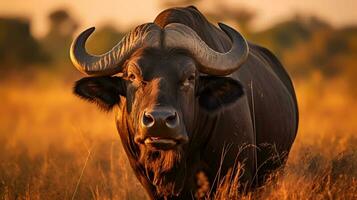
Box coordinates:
[73,76,126,111]
[197,76,244,111]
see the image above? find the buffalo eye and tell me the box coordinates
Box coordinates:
[127,72,147,87]
[181,73,195,88]
[128,73,137,82]
[188,74,195,81]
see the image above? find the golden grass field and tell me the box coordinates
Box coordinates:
[1,71,356,200]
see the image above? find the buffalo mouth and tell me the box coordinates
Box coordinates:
[136,135,188,150]
[144,137,180,150]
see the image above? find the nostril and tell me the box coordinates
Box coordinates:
[166,113,176,123]
[165,112,179,128]
[142,111,155,127]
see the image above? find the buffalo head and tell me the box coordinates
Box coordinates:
[71,22,248,197]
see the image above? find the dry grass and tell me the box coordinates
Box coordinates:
[0,71,356,199]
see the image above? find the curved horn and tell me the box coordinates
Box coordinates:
[70,23,161,76]
[164,23,249,76]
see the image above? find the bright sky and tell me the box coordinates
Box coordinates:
[1,0,356,38]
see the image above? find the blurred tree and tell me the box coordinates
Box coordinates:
[255,15,357,83]
[253,16,335,76]
[41,9,78,65]
[252,15,325,54]
[48,9,78,37]
[0,18,48,69]
[327,27,357,90]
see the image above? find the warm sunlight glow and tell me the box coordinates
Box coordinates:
[0,0,356,37]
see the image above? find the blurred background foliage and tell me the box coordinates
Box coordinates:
[0,2,356,93]
[0,17,48,68]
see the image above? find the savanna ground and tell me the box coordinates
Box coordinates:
[0,69,356,200]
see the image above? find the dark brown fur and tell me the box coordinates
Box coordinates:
[73,6,298,200]
[139,147,185,196]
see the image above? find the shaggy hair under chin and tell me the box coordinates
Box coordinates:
[139,147,187,197]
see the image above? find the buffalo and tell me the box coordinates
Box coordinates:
[70,6,298,200]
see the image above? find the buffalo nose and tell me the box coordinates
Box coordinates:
[141,108,179,129]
